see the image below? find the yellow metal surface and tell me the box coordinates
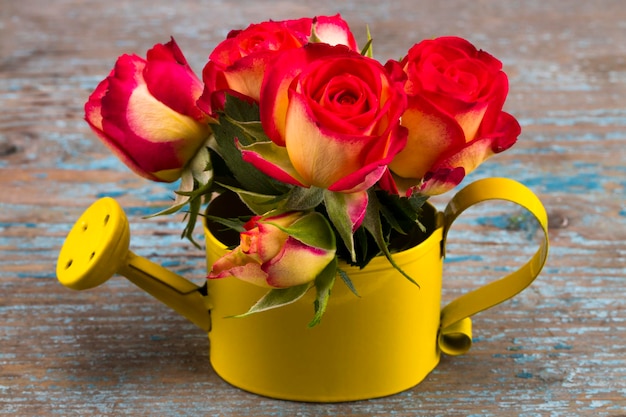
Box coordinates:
[57,197,130,290]
[56,177,548,402]
[440,177,550,332]
[205,205,444,402]
[203,178,549,402]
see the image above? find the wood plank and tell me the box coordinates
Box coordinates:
[1,0,625,415]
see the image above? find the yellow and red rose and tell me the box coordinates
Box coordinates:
[381,36,520,196]
[197,14,358,116]
[239,43,407,230]
[84,38,210,182]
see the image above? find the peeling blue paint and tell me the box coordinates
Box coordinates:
[524,173,604,193]
[17,272,55,279]
[0,221,37,228]
[553,343,573,350]
[519,108,626,127]
[476,212,538,232]
[125,206,167,217]
[444,254,483,263]
[494,353,524,359]
[96,190,127,198]
[507,345,524,351]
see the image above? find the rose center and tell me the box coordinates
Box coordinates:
[335,91,357,105]
[443,66,479,97]
[241,31,280,54]
[321,75,368,115]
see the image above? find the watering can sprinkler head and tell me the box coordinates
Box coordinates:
[57,197,131,290]
[56,197,211,332]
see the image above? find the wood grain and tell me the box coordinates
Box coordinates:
[1,0,625,415]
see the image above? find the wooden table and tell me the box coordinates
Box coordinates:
[1,0,625,415]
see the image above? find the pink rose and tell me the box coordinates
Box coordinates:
[197,15,358,116]
[85,38,210,182]
[382,36,520,196]
[208,210,336,288]
[239,43,407,230]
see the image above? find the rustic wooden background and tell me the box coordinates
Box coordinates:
[1,0,625,415]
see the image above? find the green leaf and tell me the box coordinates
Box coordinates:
[376,198,405,234]
[351,226,376,267]
[361,25,373,58]
[280,186,324,211]
[376,190,428,234]
[189,144,214,186]
[146,143,214,218]
[217,182,288,215]
[323,190,356,262]
[360,39,373,58]
[221,96,270,145]
[337,267,360,297]
[363,190,420,287]
[231,283,312,318]
[222,116,268,145]
[308,259,337,327]
[142,142,216,248]
[147,169,195,218]
[211,100,289,196]
[223,94,262,124]
[237,140,308,187]
[263,211,336,251]
[177,146,216,248]
[203,214,248,233]
[180,193,203,249]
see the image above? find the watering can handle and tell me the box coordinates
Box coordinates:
[437,177,549,356]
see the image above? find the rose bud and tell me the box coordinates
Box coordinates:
[208,210,336,289]
[383,36,520,196]
[197,15,358,116]
[85,38,211,182]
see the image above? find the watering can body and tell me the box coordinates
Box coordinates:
[204,203,445,401]
[56,178,549,402]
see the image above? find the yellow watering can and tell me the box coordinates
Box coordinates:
[56,177,549,402]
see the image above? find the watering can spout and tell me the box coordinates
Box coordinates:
[56,197,211,332]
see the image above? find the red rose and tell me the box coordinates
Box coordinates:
[239,43,407,231]
[197,15,358,116]
[382,36,520,196]
[84,38,210,182]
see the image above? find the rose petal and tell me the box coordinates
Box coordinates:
[391,95,465,180]
[208,248,270,288]
[311,14,358,50]
[144,38,207,121]
[238,140,307,187]
[264,237,335,287]
[418,167,466,196]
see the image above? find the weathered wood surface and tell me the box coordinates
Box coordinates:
[1,0,625,415]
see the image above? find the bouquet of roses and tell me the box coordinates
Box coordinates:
[84,14,520,325]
